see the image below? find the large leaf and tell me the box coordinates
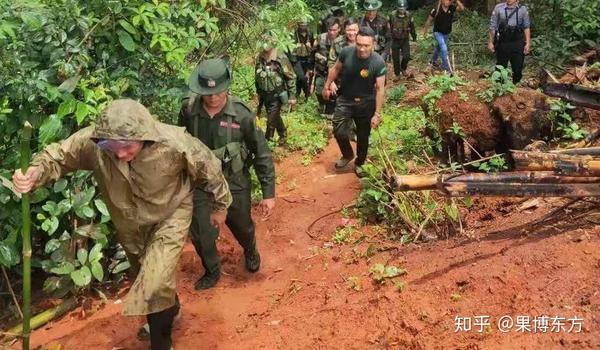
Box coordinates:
[0,241,20,267]
[41,216,60,235]
[94,199,110,217]
[112,260,131,274]
[75,102,90,125]
[31,187,50,203]
[72,187,95,210]
[56,99,76,118]
[39,115,63,145]
[88,243,103,263]
[117,30,136,52]
[70,266,92,287]
[118,20,137,34]
[50,261,75,275]
[44,238,61,254]
[91,261,104,282]
[57,75,81,93]
[77,248,88,265]
[53,178,68,193]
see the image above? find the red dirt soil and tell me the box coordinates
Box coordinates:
[9,147,600,348]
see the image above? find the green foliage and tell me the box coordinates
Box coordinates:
[369,263,406,284]
[548,99,587,141]
[446,122,466,140]
[477,66,516,103]
[422,74,466,115]
[0,0,225,300]
[332,227,355,244]
[257,0,313,53]
[386,85,407,105]
[472,155,508,173]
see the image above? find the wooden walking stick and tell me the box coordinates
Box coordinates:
[20,122,33,350]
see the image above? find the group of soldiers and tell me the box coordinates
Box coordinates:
[10,1,533,349]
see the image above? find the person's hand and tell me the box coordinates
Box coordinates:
[329,81,338,96]
[288,98,297,107]
[322,87,331,101]
[259,198,276,218]
[210,210,227,231]
[371,112,382,128]
[524,42,531,55]
[12,166,41,194]
[487,41,495,53]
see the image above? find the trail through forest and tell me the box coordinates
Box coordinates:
[16,137,600,350]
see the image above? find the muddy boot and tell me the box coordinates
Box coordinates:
[244,248,261,273]
[194,270,221,290]
[354,165,367,178]
[138,297,180,349]
[335,157,354,169]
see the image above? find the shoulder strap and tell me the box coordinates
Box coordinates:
[226,115,232,144]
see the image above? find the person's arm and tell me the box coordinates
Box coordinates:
[422,9,434,36]
[280,56,297,104]
[372,75,386,128]
[522,7,531,54]
[183,133,232,212]
[323,59,342,100]
[455,0,465,11]
[242,117,275,200]
[488,7,499,53]
[13,127,96,194]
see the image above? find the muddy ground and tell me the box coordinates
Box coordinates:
[4,69,600,349]
[8,139,598,350]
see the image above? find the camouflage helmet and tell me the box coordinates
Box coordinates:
[188,58,231,96]
[397,0,408,10]
[363,0,382,10]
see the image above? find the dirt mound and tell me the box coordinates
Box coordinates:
[492,88,551,150]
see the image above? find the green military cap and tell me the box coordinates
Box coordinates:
[363,0,382,10]
[188,58,231,95]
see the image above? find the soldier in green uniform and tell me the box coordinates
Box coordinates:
[319,6,345,34]
[179,58,277,290]
[255,37,297,144]
[12,99,232,350]
[389,0,417,79]
[328,17,360,69]
[291,20,315,101]
[360,0,391,60]
[313,17,341,116]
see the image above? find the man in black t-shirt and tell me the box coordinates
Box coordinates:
[322,26,387,178]
[423,0,464,73]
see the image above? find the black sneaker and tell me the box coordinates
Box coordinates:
[335,157,354,169]
[194,270,221,290]
[354,165,367,178]
[245,249,261,273]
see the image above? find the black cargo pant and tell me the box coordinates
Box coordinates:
[392,38,411,75]
[261,94,287,141]
[190,188,256,276]
[294,58,311,99]
[496,38,525,84]
[333,96,375,166]
[147,296,180,350]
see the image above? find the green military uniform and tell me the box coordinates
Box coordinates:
[389,0,417,76]
[181,58,276,290]
[313,32,338,115]
[255,50,296,143]
[328,35,352,68]
[31,99,231,349]
[361,0,391,59]
[319,6,345,34]
[291,21,315,100]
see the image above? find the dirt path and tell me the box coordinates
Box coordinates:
[15,139,600,349]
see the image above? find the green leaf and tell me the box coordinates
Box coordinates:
[77,248,88,265]
[57,99,76,118]
[0,241,20,267]
[118,20,137,34]
[91,261,104,282]
[117,30,137,52]
[112,260,131,274]
[72,187,95,210]
[57,75,81,93]
[89,243,103,263]
[70,266,92,287]
[53,178,68,193]
[94,199,110,217]
[50,261,75,275]
[39,116,63,145]
[44,239,61,254]
[31,187,50,203]
[384,265,406,278]
[76,205,95,219]
[75,102,89,125]
[41,216,60,235]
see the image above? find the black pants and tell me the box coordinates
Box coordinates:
[392,38,411,75]
[190,189,256,275]
[496,39,525,84]
[147,296,180,350]
[294,59,311,99]
[262,96,287,140]
[332,97,375,166]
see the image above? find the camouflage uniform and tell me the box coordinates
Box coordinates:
[313,32,337,114]
[360,14,391,58]
[389,5,417,76]
[255,52,296,142]
[31,99,231,349]
[291,26,315,99]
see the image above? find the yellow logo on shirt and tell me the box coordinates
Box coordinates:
[360,68,369,78]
